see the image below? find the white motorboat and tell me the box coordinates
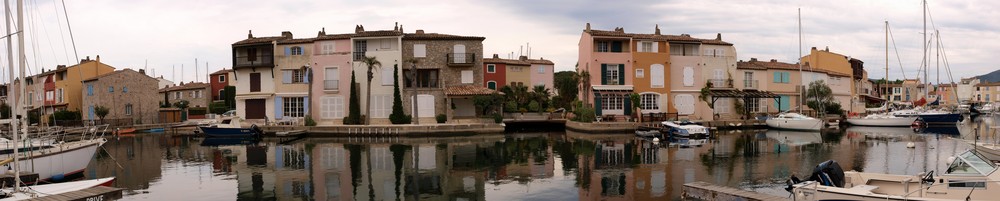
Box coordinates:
[661,121,709,147]
[766,129,822,147]
[766,113,824,131]
[845,113,918,127]
[0,177,115,200]
[959,139,1000,162]
[789,150,1000,201]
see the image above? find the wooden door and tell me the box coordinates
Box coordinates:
[245,99,266,119]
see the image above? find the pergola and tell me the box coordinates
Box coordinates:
[707,88,780,119]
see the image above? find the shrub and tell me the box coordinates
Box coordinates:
[209,102,229,114]
[436,114,447,123]
[188,107,208,116]
[493,113,503,123]
[572,107,596,123]
[504,100,518,113]
[304,115,317,126]
[390,113,412,124]
[527,101,541,113]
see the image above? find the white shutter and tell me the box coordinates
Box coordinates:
[461,70,473,84]
[381,67,393,86]
[413,44,426,58]
[683,67,694,86]
[651,64,664,88]
[718,49,725,56]
[676,94,695,115]
[411,95,435,118]
[453,45,466,63]
[283,70,292,84]
[714,69,724,79]
[651,42,658,53]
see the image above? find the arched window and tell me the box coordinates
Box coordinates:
[487,81,497,90]
[639,93,660,112]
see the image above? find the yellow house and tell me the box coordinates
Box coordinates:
[37,55,115,123]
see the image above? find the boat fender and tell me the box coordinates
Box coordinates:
[52,174,65,181]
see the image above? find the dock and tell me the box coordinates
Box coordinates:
[682,181,789,201]
[275,130,305,137]
[24,186,123,201]
[0,172,38,187]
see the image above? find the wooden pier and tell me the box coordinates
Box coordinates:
[25,186,123,201]
[682,181,789,201]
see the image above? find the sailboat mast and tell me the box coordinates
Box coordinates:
[14,0,25,191]
[3,0,19,191]
[923,0,928,99]
[798,8,803,113]
[935,29,939,96]
[885,21,889,102]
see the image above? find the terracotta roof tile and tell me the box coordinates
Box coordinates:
[403,33,485,40]
[483,58,530,66]
[316,33,353,40]
[277,38,317,44]
[526,59,554,65]
[210,69,232,75]
[81,69,146,82]
[737,59,851,77]
[233,36,286,46]
[585,28,732,45]
[159,82,209,93]
[584,29,632,37]
[445,85,503,96]
[353,30,403,37]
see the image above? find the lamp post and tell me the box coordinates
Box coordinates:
[300,64,312,121]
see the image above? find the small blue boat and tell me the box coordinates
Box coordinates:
[916,113,962,125]
[146,128,165,133]
[200,124,263,137]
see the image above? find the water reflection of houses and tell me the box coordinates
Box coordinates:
[87,136,165,192]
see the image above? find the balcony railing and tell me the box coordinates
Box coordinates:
[324,80,339,90]
[447,53,476,66]
[743,80,759,90]
[709,79,733,88]
[234,55,274,68]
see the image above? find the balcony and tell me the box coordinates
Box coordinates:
[447,53,476,67]
[742,80,759,90]
[324,80,339,91]
[708,79,733,88]
[234,55,274,68]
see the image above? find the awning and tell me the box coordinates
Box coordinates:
[706,88,779,98]
[592,85,633,95]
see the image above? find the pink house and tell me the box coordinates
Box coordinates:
[309,31,355,125]
[527,58,555,91]
[578,24,634,116]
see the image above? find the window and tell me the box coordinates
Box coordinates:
[670,44,700,56]
[56,89,63,103]
[748,98,761,113]
[196,90,203,98]
[324,67,340,90]
[683,67,694,86]
[404,69,439,88]
[596,41,610,52]
[122,86,128,93]
[108,86,114,93]
[321,42,335,55]
[45,91,53,101]
[289,46,303,55]
[461,70,473,84]
[370,94,392,118]
[635,69,644,78]
[714,98,730,113]
[538,66,545,74]
[175,91,182,99]
[219,75,226,83]
[640,41,654,52]
[413,44,426,58]
[27,92,32,106]
[125,104,133,115]
[600,94,624,111]
[487,64,495,73]
[411,95,435,118]
[218,89,225,100]
[353,40,367,61]
[640,93,660,111]
[744,72,755,88]
[605,65,619,85]
[772,72,790,83]
[510,66,522,72]
[283,97,305,118]
[487,81,497,90]
[320,96,344,119]
[249,73,261,92]
[246,48,258,62]
[283,70,306,84]
[380,66,393,86]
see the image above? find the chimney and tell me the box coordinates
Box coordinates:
[585,23,591,31]
[811,47,817,50]
[355,25,365,33]
[750,58,757,62]
[248,30,253,39]
[654,24,661,35]
[519,55,527,61]
[139,69,146,75]
[96,55,100,63]
[825,46,829,51]
[716,33,722,40]
[416,29,425,34]
[281,31,293,39]
[317,27,326,37]
[770,59,777,62]
[56,65,66,69]
[492,54,499,59]
[681,33,690,37]
[398,24,403,33]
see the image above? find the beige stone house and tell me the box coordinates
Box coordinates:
[158,82,211,110]
[81,69,160,124]
[400,29,487,122]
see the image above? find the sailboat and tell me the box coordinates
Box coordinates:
[846,21,918,127]
[766,8,824,131]
[0,0,115,199]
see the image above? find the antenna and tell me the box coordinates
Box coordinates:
[195,58,199,82]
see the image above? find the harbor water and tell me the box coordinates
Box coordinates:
[85,115,1000,200]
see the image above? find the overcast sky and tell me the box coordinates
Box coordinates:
[2,0,997,85]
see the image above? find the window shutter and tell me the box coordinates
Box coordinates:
[303,96,310,115]
[594,94,602,116]
[618,64,625,85]
[284,47,291,56]
[381,66,394,86]
[283,71,292,84]
[611,41,622,52]
[88,106,94,120]
[651,42,658,53]
[600,64,607,85]
[783,72,790,83]
[773,72,780,83]
[303,70,310,84]
[623,96,632,115]
[461,70,473,84]
[275,96,284,119]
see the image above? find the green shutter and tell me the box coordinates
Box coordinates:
[618,64,625,85]
[594,94,602,116]
[601,64,608,85]
[783,72,790,83]
[773,72,780,83]
[623,96,632,115]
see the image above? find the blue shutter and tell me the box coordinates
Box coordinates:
[594,94,602,116]
[623,95,631,115]
[283,71,292,84]
[87,85,93,96]
[303,96,310,116]
[773,72,780,83]
[284,47,291,56]
[600,64,608,85]
[303,70,310,84]
[88,106,94,119]
[275,96,283,119]
[783,72,790,83]
[618,64,625,85]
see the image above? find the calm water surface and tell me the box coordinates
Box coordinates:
[85,115,1000,201]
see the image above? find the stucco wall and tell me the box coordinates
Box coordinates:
[310,38,353,124]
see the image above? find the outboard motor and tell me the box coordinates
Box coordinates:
[786,160,845,192]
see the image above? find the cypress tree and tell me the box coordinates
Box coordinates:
[389,65,410,124]
[345,71,362,124]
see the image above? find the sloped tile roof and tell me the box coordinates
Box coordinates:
[354,30,403,37]
[159,82,209,93]
[403,33,485,41]
[316,33,354,40]
[233,36,286,46]
[737,59,851,77]
[81,69,147,82]
[277,38,317,44]
[483,58,530,66]
[526,59,554,65]
[210,69,232,75]
[445,85,503,96]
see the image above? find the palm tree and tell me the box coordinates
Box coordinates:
[532,85,550,107]
[361,56,382,125]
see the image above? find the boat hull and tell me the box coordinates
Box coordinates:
[200,126,260,137]
[766,118,823,131]
[916,113,961,125]
[0,139,104,182]
[845,116,917,127]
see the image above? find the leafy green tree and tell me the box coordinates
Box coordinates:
[224,86,236,109]
[344,71,362,125]
[528,100,541,113]
[804,80,843,116]
[629,93,640,115]
[94,106,110,122]
[473,93,503,116]
[389,65,411,124]
[360,56,382,125]
[553,71,579,110]
[0,103,9,119]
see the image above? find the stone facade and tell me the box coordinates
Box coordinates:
[158,82,211,109]
[81,69,160,124]
[401,32,485,121]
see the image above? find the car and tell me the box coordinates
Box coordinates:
[222,110,237,117]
